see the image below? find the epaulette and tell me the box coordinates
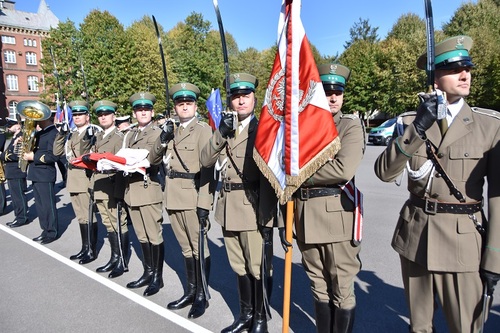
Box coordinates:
[114,129,124,137]
[471,107,500,120]
[196,120,209,127]
[341,114,358,120]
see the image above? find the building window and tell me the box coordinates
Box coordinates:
[23,38,36,47]
[26,52,37,65]
[27,76,39,92]
[4,50,16,63]
[1,35,16,44]
[6,74,19,91]
[23,38,27,46]
[33,40,37,47]
[9,101,18,119]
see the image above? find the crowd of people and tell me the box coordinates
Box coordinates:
[1,35,500,333]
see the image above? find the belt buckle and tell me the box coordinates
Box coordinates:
[167,170,174,179]
[299,188,309,201]
[424,198,438,215]
[224,182,231,192]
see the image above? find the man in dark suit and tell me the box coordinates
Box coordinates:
[1,118,29,227]
[22,102,59,244]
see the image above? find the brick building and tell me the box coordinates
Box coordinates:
[0,0,59,122]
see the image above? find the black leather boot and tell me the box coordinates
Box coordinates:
[315,300,333,333]
[96,232,120,273]
[188,256,211,318]
[79,222,98,264]
[109,231,130,278]
[221,274,254,333]
[250,278,268,333]
[143,242,164,296]
[167,256,196,310]
[70,224,89,260]
[333,307,355,333]
[127,242,153,289]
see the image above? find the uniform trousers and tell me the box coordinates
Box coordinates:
[0,182,6,214]
[223,229,262,278]
[96,197,128,233]
[128,203,163,245]
[400,256,483,333]
[7,178,28,224]
[168,209,209,260]
[70,191,90,225]
[297,239,361,309]
[32,181,58,239]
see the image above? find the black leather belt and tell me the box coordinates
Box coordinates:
[293,186,342,200]
[167,170,199,179]
[223,181,258,192]
[409,194,482,215]
[99,170,116,175]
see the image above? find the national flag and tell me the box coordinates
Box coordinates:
[64,101,76,130]
[206,88,223,130]
[55,102,64,123]
[253,0,341,204]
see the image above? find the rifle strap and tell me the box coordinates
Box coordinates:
[173,141,190,173]
[225,144,247,182]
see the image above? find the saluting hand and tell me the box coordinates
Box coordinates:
[413,91,438,137]
[160,120,175,144]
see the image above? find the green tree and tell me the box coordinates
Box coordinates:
[344,18,379,49]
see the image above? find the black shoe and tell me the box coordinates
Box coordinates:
[6,221,14,227]
[9,221,28,228]
[33,235,45,242]
[41,237,57,245]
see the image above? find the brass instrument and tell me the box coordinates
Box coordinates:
[17,100,52,172]
[0,160,5,182]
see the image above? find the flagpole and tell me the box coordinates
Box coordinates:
[282,200,294,333]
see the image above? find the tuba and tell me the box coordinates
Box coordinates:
[17,100,52,172]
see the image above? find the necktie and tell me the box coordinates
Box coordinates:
[439,117,448,136]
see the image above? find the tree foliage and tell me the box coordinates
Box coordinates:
[344,18,379,49]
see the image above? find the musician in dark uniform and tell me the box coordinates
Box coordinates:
[374,36,500,333]
[201,73,276,333]
[124,92,164,296]
[2,119,29,227]
[0,122,7,215]
[53,100,94,262]
[90,100,129,278]
[150,83,213,318]
[23,102,59,244]
[293,64,365,333]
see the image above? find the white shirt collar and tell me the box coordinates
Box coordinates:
[447,98,464,124]
[238,115,253,134]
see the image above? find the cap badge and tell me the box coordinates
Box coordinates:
[99,101,104,106]
[329,65,338,74]
[455,36,465,50]
[140,92,145,99]
[181,83,187,90]
[233,73,241,82]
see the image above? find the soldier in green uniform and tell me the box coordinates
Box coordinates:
[294,64,365,333]
[89,100,129,278]
[150,83,213,318]
[53,100,95,263]
[201,73,276,333]
[124,92,165,297]
[374,36,500,333]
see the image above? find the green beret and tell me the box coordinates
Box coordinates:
[317,63,351,92]
[69,100,89,114]
[417,35,474,70]
[129,92,156,109]
[93,100,117,113]
[224,73,258,96]
[170,82,200,102]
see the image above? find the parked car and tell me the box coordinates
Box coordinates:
[368,117,396,146]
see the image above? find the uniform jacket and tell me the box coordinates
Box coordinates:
[151,119,213,211]
[294,111,365,244]
[53,127,91,194]
[124,122,162,207]
[374,103,500,273]
[1,132,27,179]
[91,127,126,201]
[201,117,276,231]
[27,125,58,183]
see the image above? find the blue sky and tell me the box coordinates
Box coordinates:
[21,0,475,56]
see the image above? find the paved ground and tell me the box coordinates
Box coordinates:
[1,144,499,333]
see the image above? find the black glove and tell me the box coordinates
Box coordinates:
[81,154,92,163]
[279,227,292,253]
[219,112,235,139]
[59,122,70,135]
[84,126,96,146]
[480,269,500,296]
[260,226,273,245]
[196,207,210,226]
[413,92,438,137]
[160,120,175,144]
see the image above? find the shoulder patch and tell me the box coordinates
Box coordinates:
[471,107,500,120]
[196,121,209,127]
[341,114,358,120]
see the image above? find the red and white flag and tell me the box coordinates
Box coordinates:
[253,0,341,204]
